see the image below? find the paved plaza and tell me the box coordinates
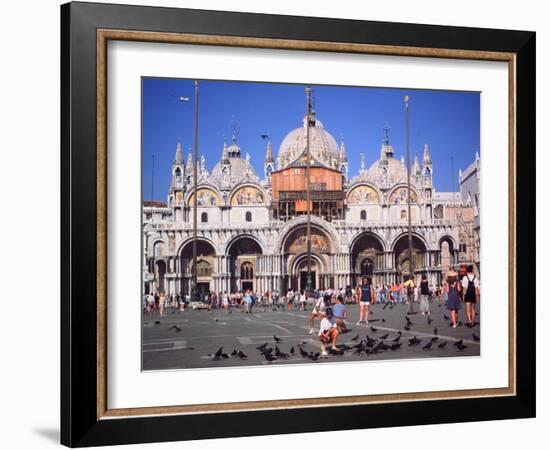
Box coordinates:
[142,301,480,370]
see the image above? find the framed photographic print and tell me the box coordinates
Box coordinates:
[61,1,536,447]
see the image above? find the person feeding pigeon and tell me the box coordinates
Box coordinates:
[319,307,339,357]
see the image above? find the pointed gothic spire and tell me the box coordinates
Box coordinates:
[185,151,193,175]
[221,139,229,163]
[412,152,420,175]
[422,143,431,165]
[339,138,347,162]
[174,138,183,164]
[265,139,273,163]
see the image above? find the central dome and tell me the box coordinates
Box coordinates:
[277,115,340,170]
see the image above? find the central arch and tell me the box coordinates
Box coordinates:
[281,223,335,292]
[178,239,216,297]
[392,233,428,282]
[350,232,386,287]
[226,236,263,293]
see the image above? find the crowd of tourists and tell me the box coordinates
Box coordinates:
[143,265,480,355]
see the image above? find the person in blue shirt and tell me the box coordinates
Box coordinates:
[357,277,375,325]
[332,295,348,333]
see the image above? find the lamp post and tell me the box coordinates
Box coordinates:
[405,96,415,313]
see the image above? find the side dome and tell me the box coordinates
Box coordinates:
[276,115,340,170]
[210,141,259,189]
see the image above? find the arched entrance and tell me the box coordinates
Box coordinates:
[350,232,385,287]
[179,239,216,297]
[226,236,263,293]
[439,236,456,279]
[291,254,325,292]
[392,234,428,283]
[282,225,334,292]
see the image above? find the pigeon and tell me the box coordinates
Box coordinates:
[383,303,389,310]
[256,342,268,351]
[453,339,464,348]
[273,334,283,343]
[404,325,411,331]
[230,349,238,356]
[438,341,448,349]
[392,333,402,343]
[472,333,480,342]
[408,336,421,346]
[329,347,344,355]
[336,344,353,351]
[154,320,161,325]
[261,347,274,355]
[290,346,295,355]
[443,314,450,321]
[168,325,182,332]
[299,347,309,358]
[382,318,386,323]
[371,326,378,333]
[264,353,277,362]
[430,336,439,342]
[366,335,377,344]
[427,315,433,325]
[308,352,320,362]
[379,333,389,340]
[228,310,233,314]
[220,352,229,359]
[350,334,360,342]
[434,327,438,335]
[377,342,390,351]
[275,347,289,358]
[456,342,468,351]
[208,346,224,360]
[214,318,219,322]
[423,341,433,350]
[406,317,413,325]
[237,350,248,359]
[391,343,402,350]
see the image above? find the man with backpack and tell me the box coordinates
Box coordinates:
[461,265,480,327]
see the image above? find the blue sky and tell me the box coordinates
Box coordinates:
[142,78,479,201]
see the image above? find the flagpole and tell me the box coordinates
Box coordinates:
[405,96,414,313]
[191,80,199,302]
[305,86,312,293]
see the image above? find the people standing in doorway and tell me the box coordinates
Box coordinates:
[461,265,480,327]
[357,276,374,325]
[419,274,431,315]
[446,271,462,328]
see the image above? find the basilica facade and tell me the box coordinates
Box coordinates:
[143,108,471,297]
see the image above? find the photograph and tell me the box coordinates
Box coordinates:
[141,79,482,370]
